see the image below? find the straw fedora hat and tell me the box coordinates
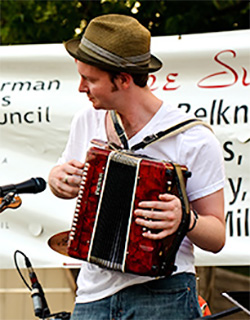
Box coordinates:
[65,14,162,74]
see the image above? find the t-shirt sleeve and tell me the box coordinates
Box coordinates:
[57,107,100,165]
[178,125,225,202]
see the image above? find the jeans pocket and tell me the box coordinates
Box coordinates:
[140,274,201,319]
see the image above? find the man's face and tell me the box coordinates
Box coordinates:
[77,61,118,110]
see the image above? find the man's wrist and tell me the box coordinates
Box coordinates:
[188,209,199,232]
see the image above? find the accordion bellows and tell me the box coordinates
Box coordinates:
[67,145,191,277]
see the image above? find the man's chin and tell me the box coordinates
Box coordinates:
[92,104,105,111]
[91,101,108,110]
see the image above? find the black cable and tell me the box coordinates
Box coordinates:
[14,250,32,291]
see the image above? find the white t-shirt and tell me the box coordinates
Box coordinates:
[58,102,225,303]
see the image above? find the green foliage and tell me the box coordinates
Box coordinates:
[0,0,249,45]
[0,0,83,44]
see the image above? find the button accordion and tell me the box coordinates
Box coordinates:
[64,143,191,277]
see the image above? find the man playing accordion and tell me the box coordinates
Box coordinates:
[48,14,225,320]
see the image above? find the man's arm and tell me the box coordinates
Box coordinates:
[134,188,225,253]
[188,188,225,253]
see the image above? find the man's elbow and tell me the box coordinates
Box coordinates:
[212,236,226,254]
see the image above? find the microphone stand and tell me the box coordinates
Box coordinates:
[14,250,71,320]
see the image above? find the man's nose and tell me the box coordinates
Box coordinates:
[78,78,88,93]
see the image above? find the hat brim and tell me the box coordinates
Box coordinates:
[65,38,162,74]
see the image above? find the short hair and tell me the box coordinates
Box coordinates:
[108,71,148,88]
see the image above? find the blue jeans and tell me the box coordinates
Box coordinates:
[70,273,202,320]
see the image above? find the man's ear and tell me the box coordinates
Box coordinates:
[118,72,133,89]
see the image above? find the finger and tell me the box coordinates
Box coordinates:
[158,193,176,201]
[135,216,168,229]
[63,174,69,184]
[68,159,85,169]
[64,160,84,176]
[59,180,80,197]
[138,194,176,209]
[62,173,82,187]
[134,208,165,221]
[142,228,171,240]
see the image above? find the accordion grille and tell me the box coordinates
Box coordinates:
[89,157,139,271]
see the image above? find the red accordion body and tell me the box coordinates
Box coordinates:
[67,145,190,277]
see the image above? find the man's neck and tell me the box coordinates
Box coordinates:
[118,92,163,139]
[106,89,163,142]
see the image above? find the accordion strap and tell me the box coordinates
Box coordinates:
[110,110,212,151]
[131,119,213,151]
[160,162,191,275]
[110,110,129,149]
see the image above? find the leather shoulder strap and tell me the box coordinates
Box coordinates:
[131,119,213,151]
[109,110,129,149]
[110,110,213,152]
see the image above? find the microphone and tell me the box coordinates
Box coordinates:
[31,281,43,317]
[0,177,46,197]
[25,257,50,318]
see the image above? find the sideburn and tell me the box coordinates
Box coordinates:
[109,73,119,92]
[111,82,119,92]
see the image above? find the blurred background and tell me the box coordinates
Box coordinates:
[1,0,249,44]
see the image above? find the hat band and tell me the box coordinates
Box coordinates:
[79,36,151,68]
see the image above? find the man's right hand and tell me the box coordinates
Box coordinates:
[48,159,84,199]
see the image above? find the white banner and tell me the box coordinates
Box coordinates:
[0,30,249,269]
